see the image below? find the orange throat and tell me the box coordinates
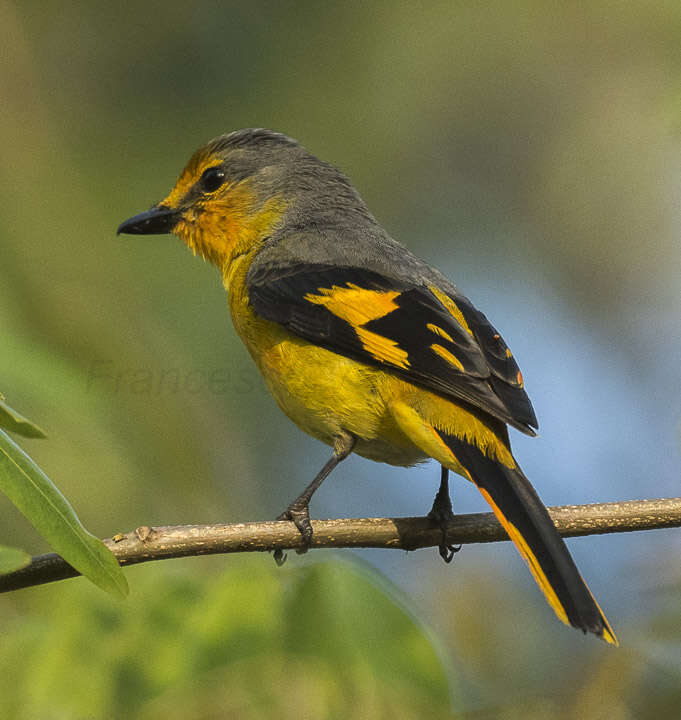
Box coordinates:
[170,185,285,270]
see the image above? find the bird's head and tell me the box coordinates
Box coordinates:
[117,129,372,268]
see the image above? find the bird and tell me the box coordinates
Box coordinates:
[117,128,616,644]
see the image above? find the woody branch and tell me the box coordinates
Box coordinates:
[1,497,679,593]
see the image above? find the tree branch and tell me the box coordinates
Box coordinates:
[2,497,679,594]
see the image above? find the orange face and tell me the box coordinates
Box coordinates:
[159,148,286,268]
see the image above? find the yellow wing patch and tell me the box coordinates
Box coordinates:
[429,286,474,337]
[426,323,455,342]
[304,284,410,368]
[430,344,464,372]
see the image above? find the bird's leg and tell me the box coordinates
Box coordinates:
[274,432,355,565]
[428,466,461,563]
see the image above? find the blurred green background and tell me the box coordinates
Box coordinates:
[1,1,680,717]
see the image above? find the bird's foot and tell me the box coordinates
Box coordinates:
[428,494,461,564]
[273,500,313,566]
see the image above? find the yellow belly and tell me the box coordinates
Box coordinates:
[260,334,431,466]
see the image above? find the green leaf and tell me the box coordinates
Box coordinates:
[0,545,31,574]
[0,429,128,598]
[0,396,47,439]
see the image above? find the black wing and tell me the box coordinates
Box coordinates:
[248,263,537,434]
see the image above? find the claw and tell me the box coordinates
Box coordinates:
[274,501,313,566]
[429,504,460,564]
[277,503,313,544]
[284,505,313,545]
[438,542,461,564]
[429,466,462,564]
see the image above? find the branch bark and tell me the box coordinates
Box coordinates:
[1,497,679,594]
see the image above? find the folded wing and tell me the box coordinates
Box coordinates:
[247,263,537,435]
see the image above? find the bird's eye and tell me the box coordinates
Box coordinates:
[200,166,226,193]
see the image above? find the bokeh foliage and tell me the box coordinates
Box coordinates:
[0,558,452,719]
[1,1,680,717]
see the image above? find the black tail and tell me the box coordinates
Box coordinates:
[438,430,617,644]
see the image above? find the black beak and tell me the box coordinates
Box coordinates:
[116,205,181,235]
